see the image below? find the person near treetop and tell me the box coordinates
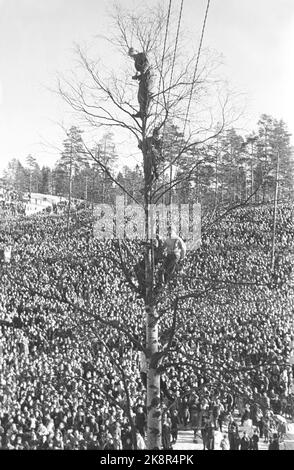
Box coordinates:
[128,48,153,119]
[162,226,186,283]
[128,48,149,80]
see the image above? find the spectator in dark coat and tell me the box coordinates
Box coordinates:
[268,434,279,450]
[240,432,250,450]
[162,415,172,450]
[135,406,146,438]
[170,410,180,444]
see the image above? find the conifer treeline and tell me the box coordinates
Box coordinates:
[2,115,293,208]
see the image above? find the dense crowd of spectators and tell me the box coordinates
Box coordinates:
[158,205,294,449]
[0,188,25,217]
[0,202,293,450]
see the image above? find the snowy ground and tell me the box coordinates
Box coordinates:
[172,413,292,451]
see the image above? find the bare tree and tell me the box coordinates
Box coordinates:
[57,3,243,449]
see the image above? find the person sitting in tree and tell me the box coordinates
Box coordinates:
[138,128,163,189]
[162,226,186,283]
[128,47,153,119]
[128,48,149,80]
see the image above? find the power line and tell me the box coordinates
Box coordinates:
[160,0,184,136]
[154,0,172,122]
[168,0,184,98]
[183,0,211,135]
[161,0,184,204]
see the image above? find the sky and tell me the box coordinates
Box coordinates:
[0,0,293,173]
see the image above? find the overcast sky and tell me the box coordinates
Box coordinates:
[0,0,293,172]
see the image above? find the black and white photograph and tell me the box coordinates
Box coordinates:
[0,0,294,459]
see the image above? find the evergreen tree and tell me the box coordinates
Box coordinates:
[3,159,28,193]
[25,155,39,194]
[255,115,294,202]
[96,132,118,204]
[39,166,52,194]
[58,126,87,201]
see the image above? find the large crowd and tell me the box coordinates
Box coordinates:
[0,188,26,217]
[0,201,293,450]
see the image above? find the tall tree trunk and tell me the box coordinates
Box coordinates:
[146,298,161,449]
[142,132,162,449]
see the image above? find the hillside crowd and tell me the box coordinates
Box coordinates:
[0,203,293,450]
[0,188,25,217]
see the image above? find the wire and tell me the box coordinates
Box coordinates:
[161,0,184,153]
[183,0,211,135]
[154,0,172,122]
[161,0,184,203]
[168,0,184,99]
